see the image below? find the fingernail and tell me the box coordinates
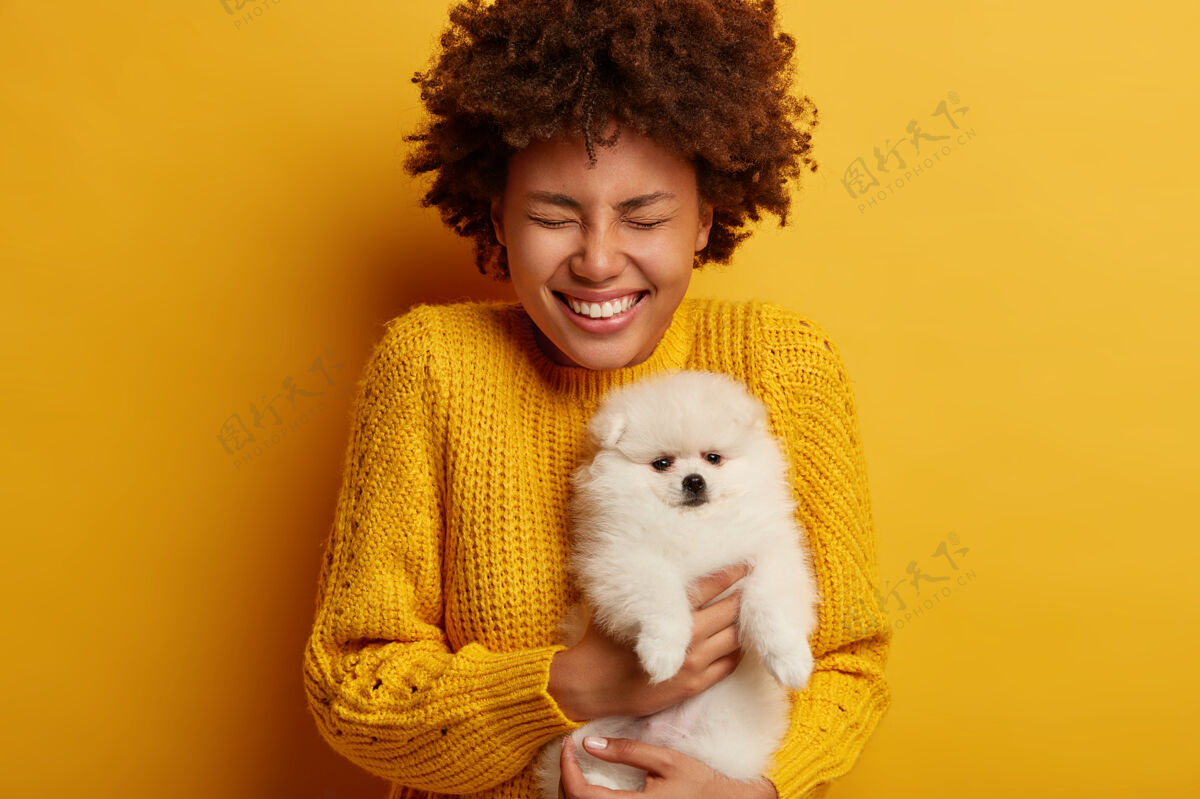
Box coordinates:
[583,736,608,750]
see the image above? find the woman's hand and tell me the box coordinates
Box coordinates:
[558,736,778,799]
[548,564,750,721]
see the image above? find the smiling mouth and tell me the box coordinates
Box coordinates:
[555,291,646,320]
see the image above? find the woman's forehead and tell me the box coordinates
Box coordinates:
[505,128,698,201]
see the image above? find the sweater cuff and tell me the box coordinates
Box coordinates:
[765,668,890,796]
[448,641,582,739]
[406,642,582,792]
[312,640,583,794]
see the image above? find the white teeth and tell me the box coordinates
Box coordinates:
[565,293,640,319]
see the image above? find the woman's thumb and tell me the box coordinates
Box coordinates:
[580,736,674,774]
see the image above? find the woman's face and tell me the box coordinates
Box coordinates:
[492,127,713,370]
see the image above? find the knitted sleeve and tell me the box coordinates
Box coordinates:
[302,307,579,793]
[753,304,892,797]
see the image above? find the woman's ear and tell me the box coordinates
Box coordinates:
[695,201,714,252]
[490,198,507,247]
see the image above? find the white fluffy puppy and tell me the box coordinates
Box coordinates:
[536,370,820,796]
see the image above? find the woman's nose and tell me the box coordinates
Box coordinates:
[570,227,624,282]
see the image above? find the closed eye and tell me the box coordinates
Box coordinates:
[529,216,574,229]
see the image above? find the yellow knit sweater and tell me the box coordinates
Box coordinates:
[303,297,891,798]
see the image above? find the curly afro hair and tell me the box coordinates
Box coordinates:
[404,0,819,278]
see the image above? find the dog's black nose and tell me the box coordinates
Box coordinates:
[682,474,706,494]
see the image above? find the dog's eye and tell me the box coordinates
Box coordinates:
[651,457,674,472]
[704,452,723,465]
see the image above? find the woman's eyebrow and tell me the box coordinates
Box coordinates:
[527,191,582,210]
[614,192,676,213]
[525,190,677,213]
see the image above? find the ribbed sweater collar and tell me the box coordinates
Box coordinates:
[506,298,696,399]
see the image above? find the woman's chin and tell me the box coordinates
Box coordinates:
[557,343,646,371]
[533,317,660,371]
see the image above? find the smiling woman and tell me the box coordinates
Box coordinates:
[493,128,713,370]
[302,2,891,798]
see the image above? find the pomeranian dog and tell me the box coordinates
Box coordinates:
[535,370,821,795]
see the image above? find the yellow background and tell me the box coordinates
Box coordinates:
[2,1,1197,797]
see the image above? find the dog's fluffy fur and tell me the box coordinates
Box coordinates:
[535,370,820,795]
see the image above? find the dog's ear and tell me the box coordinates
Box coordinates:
[589,409,626,449]
[735,396,770,434]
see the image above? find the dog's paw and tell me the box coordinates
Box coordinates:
[636,629,689,684]
[762,644,815,689]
